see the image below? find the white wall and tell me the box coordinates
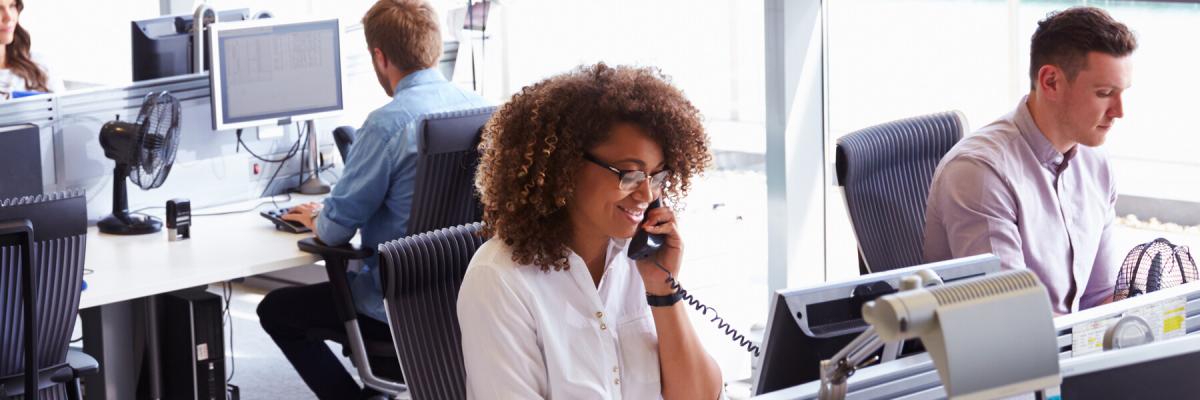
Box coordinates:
[21,1,160,86]
[19,0,462,87]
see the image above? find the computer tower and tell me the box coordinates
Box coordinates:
[162,290,226,400]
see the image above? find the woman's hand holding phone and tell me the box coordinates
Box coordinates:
[634,205,683,296]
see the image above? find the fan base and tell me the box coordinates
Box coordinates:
[98,213,163,235]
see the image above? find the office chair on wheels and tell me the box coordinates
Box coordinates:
[835,111,967,273]
[296,106,495,397]
[377,222,486,400]
[0,191,99,400]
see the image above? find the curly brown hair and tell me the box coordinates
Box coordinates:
[476,63,712,271]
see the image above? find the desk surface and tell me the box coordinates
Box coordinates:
[81,195,324,309]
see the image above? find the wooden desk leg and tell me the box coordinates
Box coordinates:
[81,302,140,400]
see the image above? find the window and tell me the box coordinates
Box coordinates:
[825,0,1200,279]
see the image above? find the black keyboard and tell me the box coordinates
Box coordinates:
[260,207,311,234]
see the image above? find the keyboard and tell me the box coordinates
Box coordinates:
[260,207,312,234]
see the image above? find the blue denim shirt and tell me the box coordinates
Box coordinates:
[317,68,488,322]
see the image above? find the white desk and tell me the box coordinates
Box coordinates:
[80,194,326,400]
[81,196,323,309]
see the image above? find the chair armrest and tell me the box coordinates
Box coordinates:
[297,237,375,260]
[66,349,98,378]
[297,238,375,323]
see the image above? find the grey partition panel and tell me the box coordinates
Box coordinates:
[0,71,368,220]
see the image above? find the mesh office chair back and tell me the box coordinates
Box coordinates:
[378,222,487,400]
[0,191,87,399]
[835,111,967,273]
[296,107,495,396]
[406,107,496,236]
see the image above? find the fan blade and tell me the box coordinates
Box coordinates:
[1147,253,1164,293]
[143,133,165,150]
[130,91,182,190]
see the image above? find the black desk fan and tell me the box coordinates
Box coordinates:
[97,92,181,235]
[1114,238,1200,300]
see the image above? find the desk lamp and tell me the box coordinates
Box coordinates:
[819,269,1061,400]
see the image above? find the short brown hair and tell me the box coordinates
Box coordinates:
[362,0,442,73]
[1029,6,1137,89]
[476,63,712,271]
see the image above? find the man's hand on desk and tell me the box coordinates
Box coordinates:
[282,202,323,232]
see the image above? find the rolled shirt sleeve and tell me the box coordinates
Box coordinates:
[316,119,405,246]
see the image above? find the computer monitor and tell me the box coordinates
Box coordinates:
[0,124,42,199]
[1053,332,1200,398]
[751,254,1002,396]
[207,18,344,131]
[131,9,250,81]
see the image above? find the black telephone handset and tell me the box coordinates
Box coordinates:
[628,199,665,260]
[626,198,760,357]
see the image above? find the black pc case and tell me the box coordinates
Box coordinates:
[162,290,226,400]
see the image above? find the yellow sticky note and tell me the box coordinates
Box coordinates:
[1164,316,1185,333]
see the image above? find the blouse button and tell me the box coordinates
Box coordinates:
[614,378,621,385]
[595,311,604,318]
[600,323,607,330]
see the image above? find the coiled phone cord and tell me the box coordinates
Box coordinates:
[654,260,761,357]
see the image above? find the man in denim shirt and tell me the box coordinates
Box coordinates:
[257,0,487,398]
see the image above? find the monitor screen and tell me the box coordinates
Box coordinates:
[751,254,1002,396]
[209,18,344,130]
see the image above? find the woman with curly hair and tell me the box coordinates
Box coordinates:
[0,0,63,100]
[458,63,723,399]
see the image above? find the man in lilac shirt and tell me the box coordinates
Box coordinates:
[923,7,1136,314]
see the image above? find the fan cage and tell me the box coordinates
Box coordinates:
[129,91,181,190]
[1113,238,1200,301]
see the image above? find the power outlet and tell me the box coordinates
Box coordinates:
[250,160,263,176]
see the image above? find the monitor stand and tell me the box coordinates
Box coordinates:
[298,119,331,194]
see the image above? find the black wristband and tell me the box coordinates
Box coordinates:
[646,291,683,307]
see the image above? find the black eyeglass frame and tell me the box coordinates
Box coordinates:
[582,152,671,192]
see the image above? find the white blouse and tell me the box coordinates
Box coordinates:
[0,53,65,100]
[458,237,662,399]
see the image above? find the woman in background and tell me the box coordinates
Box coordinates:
[0,0,63,100]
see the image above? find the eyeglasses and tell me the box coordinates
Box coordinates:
[583,152,670,192]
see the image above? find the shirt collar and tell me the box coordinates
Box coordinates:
[392,67,446,96]
[1015,95,1073,173]
[565,238,631,289]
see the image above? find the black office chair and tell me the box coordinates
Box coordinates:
[0,191,99,400]
[296,106,496,396]
[835,111,967,273]
[333,126,355,164]
[377,222,486,400]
